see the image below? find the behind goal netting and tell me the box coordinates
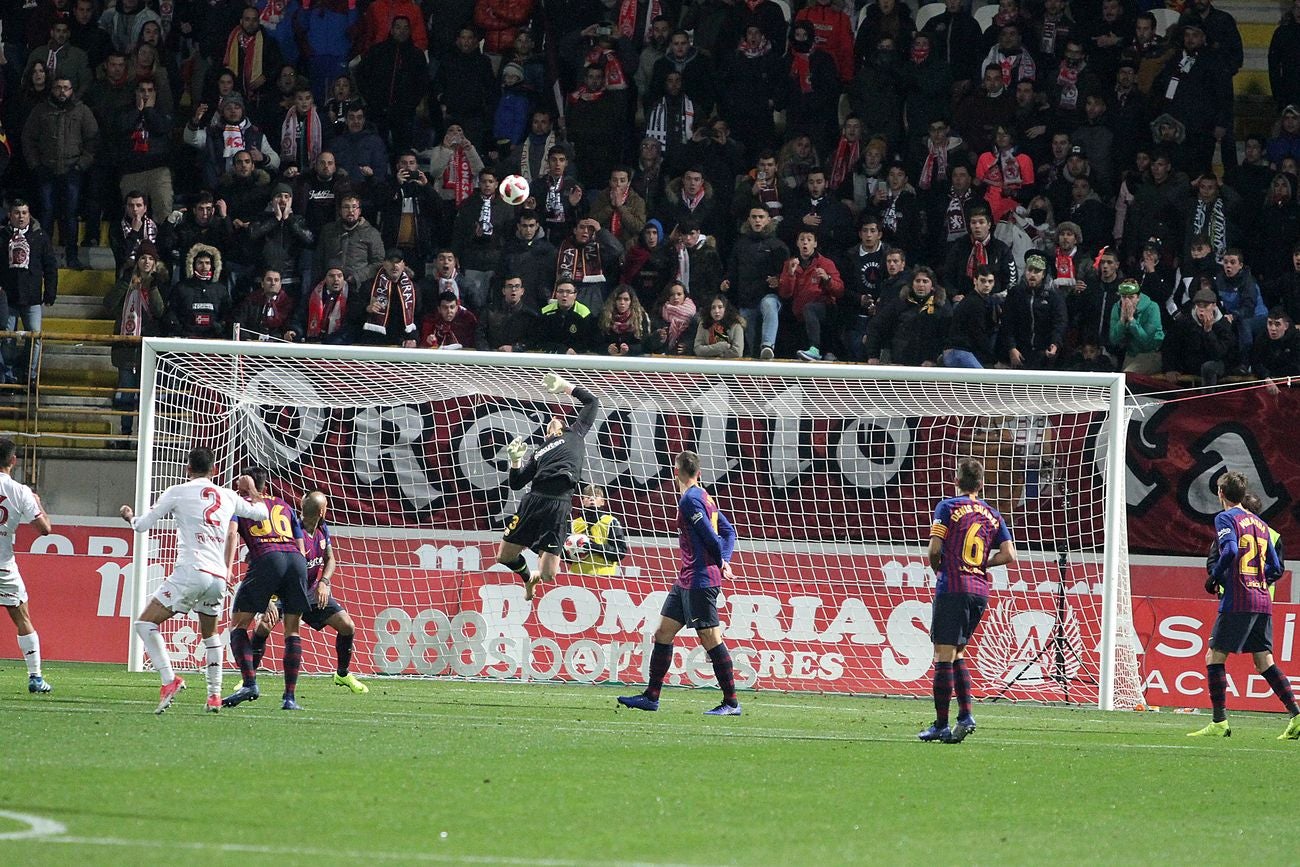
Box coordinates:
[129,339,1141,710]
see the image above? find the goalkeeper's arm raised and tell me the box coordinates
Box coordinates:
[506,437,536,490]
[544,372,600,434]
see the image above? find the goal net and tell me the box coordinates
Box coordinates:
[130,339,1142,710]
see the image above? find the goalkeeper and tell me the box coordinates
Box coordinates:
[496,372,600,600]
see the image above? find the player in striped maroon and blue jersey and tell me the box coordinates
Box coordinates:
[222,468,311,711]
[919,458,1015,744]
[619,450,742,715]
[1188,471,1300,739]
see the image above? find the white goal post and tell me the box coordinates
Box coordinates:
[129,338,1141,710]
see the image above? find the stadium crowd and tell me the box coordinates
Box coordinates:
[1,0,1300,382]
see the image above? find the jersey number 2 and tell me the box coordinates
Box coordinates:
[201,487,222,527]
[1240,534,1261,576]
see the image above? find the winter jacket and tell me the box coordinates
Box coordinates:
[358,0,429,53]
[589,190,648,248]
[22,96,99,174]
[1252,327,1300,379]
[535,300,597,353]
[1004,279,1068,360]
[1162,303,1239,374]
[106,264,167,368]
[379,178,444,265]
[725,224,789,308]
[474,0,536,56]
[1107,293,1164,356]
[693,320,744,358]
[166,244,229,339]
[236,290,297,341]
[113,104,172,173]
[475,298,539,351]
[500,233,560,310]
[327,125,390,185]
[452,194,517,272]
[864,282,951,366]
[314,217,385,285]
[1,223,58,308]
[249,210,314,282]
[184,118,280,187]
[1214,268,1267,321]
[778,253,845,319]
[946,291,999,365]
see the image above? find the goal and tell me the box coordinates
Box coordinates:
[129,339,1142,710]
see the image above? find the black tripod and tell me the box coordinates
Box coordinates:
[990,552,1096,702]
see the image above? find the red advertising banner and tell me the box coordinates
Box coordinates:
[13,522,1299,712]
[1125,376,1300,557]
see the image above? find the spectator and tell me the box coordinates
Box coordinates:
[80,52,133,247]
[420,290,479,349]
[537,278,597,354]
[644,70,696,174]
[1063,176,1113,258]
[113,79,172,218]
[23,75,98,270]
[292,265,361,345]
[954,65,1017,158]
[531,146,585,243]
[1,200,58,385]
[429,249,464,300]
[855,0,914,69]
[315,194,385,286]
[1003,253,1067,369]
[1129,13,1174,96]
[299,1,359,103]
[108,189,158,275]
[943,264,999,368]
[647,280,697,355]
[106,237,166,441]
[783,166,854,252]
[291,151,352,237]
[784,21,840,156]
[323,74,363,138]
[99,0,161,55]
[648,30,716,118]
[277,85,323,173]
[597,285,652,357]
[873,161,923,259]
[379,149,443,279]
[475,274,538,352]
[1184,172,1241,262]
[719,25,786,164]
[660,165,724,243]
[848,36,905,151]
[683,119,747,207]
[26,19,91,98]
[633,16,674,99]
[162,193,231,280]
[1081,0,1131,85]
[355,16,429,153]
[943,204,1018,299]
[1254,172,1300,286]
[1169,233,1224,314]
[249,182,314,295]
[1270,1,1300,113]
[499,210,558,310]
[495,109,569,185]
[492,63,533,151]
[1162,282,1238,385]
[982,25,1037,90]
[1178,0,1243,76]
[793,0,854,84]
[1216,248,1267,350]
[778,134,821,194]
[69,0,112,71]
[357,0,429,55]
[328,104,388,199]
[235,268,296,341]
[1124,150,1190,256]
[1073,94,1115,196]
[555,217,622,311]
[864,266,949,366]
[976,125,1034,224]
[425,123,485,212]
[666,219,722,300]
[166,244,229,340]
[718,0,786,60]
[567,65,627,191]
[1032,0,1078,68]
[693,293,745,358]
[1107,277,1164,374]
[930,163,978,264]
[780,229,845,362]
[183,94,280,188]
[1252,307,1300,388]
[358,250,418,347]
[923,0,983,90]
[433,27,498,148]
[1273,243,1300,325]
[1151,23,1233,175]
[1267,106,1300,168]
[475,0,534,65]
[452,169,516,310]
[589,167,647,247]
[632,137,668,218]
[221,5,284,102]
[910,118,969,204]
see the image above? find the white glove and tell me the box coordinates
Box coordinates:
[543,372,571,394]
[505,437,528,463]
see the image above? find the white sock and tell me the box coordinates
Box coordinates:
[203,635,223,697]
[17,632,41,676]
[134,621,175,684]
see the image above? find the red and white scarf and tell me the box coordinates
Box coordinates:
[260,0,287,28]
[8,227,31,271]
[617,0,662,42]
[282,107,323,167]
[739,35,772,58]
[992,148,1022,187]
[1055,247,1076,282]
[919,139,948,191]
[442,147,473,206]
[306,279,349,338]
[583,47,627,90]
[681,185,705,212]
[662,297,697,348]
[967,238,988,278]
[790,51,813,94]
[1056,60,1081,111]
[568,85,607,104]
[828,136,859,191]
[122,217,158,261]
[119,280,147,337]
[364,269,417,337]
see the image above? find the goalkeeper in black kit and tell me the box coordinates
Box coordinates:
[495,372,600,600]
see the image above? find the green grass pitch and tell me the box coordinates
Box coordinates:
[0,662,1294,865]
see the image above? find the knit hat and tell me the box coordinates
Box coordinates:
[502,62,525,84]
[271,182,293,197]
[136,240,159,260]
[1057,220,1083,243]
[220,93,245,110]
[1117,279,1141,296]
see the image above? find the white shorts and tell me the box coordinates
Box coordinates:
[153,565,225,616]
[0,566,28,607]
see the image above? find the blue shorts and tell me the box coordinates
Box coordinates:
[930,592,988,647]
[1210,612,1272,654]
[661,585,721,630]
[233,551,310,615]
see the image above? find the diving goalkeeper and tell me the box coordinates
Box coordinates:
[495,372,600,600]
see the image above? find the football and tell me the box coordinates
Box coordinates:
[499,174,530,206]
[564,532,589,559]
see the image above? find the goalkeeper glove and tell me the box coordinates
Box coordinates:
[506,437,528,463]
[543,372,572,395]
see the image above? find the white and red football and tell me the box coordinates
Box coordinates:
[499,174,530,206]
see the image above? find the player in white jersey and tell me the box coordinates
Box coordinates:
[0,438,55,695]
[120,446,268,714]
